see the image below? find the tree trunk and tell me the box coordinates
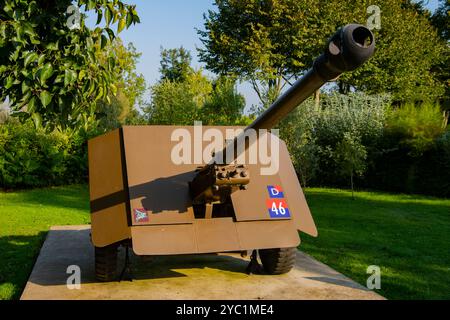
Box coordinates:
[314,89,321,108]
[351,172,355,200]
[338,81,351,94]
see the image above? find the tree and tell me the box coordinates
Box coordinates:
[147,48,210,125]
[334,0,446,102]
[146,47,248,126]
[146,70,212,125]
[159,47,193,82]
[198,0,447,105]
[431,0,450,41]
[95,39,147,131]
[430,0,450,108]
[0,0,140,130]
[202,76,247,125]
[198,0,322,107]
[335,132,367,199]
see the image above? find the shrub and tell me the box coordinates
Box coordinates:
[384,102,446,157]
[280,92,389,187]
[0,121,88,189]
[366,129,450,197]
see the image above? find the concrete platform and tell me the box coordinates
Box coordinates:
[21,226,384,300]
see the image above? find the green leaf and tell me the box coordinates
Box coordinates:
[18,92,31,108]
[126,12,133,28]
[64,69,77,87]
[10,48,20,61]
[24,52,38,67]
[105,6,113,26]
[40,90,52,107]
[96,9,103,25]
[118,17,126,33]
[113,11,119,24]
[87,51,95,63]
[78,69,86,81]
[87,0,96,10]
[100,34,108,49]
[105,28,115,41]
[54,74,64,84]
[20,69,30,79]
[109,83,117,96]
[95,87,104,101]
[40,63,54,84]
[46,42,58,51]
[21,81,30,94]
[88,80,96,96]
[4,76,13,89]
[108,57,116,70]
[82,79,90,94]
[32,113,42,128]
[23,23,35,37]
[27,96,37,112]
[37,54,46,66]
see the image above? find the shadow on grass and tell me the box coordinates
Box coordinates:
[0,232,48,300]
[2,185,90,212]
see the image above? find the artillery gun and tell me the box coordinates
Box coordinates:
[88,24,375,281]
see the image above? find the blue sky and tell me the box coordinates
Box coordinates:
[99,0,442,110]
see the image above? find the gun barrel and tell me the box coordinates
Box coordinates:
[248,24,375,131]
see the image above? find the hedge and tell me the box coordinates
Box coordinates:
[0,121,88,189]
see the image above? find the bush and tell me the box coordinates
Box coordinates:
[280,92,389,187]
[365,129,450,197]
[280,93,449,197]
[363,103,449,197]
[384,102,446,157]
[0,121,88,189]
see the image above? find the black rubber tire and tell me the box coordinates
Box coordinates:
[259,247,297,275]
[95,244,119,282]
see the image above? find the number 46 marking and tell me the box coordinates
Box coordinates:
[267,199,291,219]
[272,202,286,215]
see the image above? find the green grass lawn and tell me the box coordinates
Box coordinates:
[0,185,90,300]
[302,188,450,300]
[0,185,449,300]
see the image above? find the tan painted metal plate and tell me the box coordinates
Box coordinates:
[88,129,131,247]
[131,220,300,255]
[122,126,198,226]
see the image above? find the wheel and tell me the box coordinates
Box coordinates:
[95,243,119,282]
[258,247,297,275]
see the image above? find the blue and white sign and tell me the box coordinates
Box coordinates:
[267,185,285,199]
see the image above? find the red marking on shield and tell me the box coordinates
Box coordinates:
[266,199,288,209]
[274,185,283,193]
